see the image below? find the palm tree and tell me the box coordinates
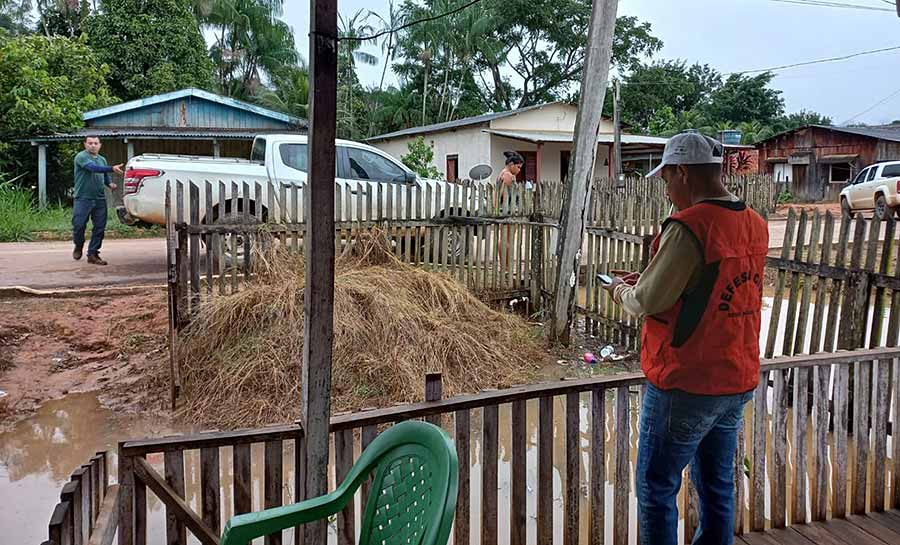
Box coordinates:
[254,63,309,119]
[370,0,401,93]
[338,9,376,136]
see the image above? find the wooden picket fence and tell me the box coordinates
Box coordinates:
[101,347,900,545]
[42,452,115,545]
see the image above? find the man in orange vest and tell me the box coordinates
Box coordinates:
[603,131,768,545]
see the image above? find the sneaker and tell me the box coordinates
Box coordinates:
[73,247,83,260]
[87,254,108,266]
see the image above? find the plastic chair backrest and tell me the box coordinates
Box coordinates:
[219,421,458,545]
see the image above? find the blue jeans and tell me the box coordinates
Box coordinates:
[72,198,107,256]
[637,384,753,545]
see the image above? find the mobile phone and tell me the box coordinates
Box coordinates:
[597,274,613,286]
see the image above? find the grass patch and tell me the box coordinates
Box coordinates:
[0,181,162,242]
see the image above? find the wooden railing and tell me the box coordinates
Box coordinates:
[41,451,116,545]
[112,347,900,545]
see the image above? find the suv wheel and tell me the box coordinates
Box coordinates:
[875,194,889,220]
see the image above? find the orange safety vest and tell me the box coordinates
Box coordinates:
[640,200,769,395]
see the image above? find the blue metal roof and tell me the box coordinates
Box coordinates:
[82,88,306,128]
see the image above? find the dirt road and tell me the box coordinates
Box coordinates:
[0,238,167,289]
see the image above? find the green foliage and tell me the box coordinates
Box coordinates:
[254,64,308,119]
[85,0,214,100]
[0,34,115,137]
[0,0,33,35]
[777,190,794,204]
[703,73,784,126]
[401,137,441,179]
[0,173,33,241]
[201,0,298,101]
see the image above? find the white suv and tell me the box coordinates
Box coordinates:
[840,161,900,219]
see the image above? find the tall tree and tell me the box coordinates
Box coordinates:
[254,63,309,118]
[200,0,298,100]
[85,0,214,100]
[0,0,33,34]
[703,72,785,125]
[337,9,376,138]
[370,0,401,92]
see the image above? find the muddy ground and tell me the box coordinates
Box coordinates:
[0,290,171,429]
[0,290,634,430]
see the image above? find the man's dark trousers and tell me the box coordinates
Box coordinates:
[72,198,107,256]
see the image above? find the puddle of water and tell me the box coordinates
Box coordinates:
[0,393,185,545]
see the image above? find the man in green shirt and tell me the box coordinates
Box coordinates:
[73,136,123,265]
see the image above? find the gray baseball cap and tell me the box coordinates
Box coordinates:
[646,131,725,178]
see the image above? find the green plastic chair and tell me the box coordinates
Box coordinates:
[220,421,459,545]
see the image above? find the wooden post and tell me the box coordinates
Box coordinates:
[212,139,221,158]
[613,79,622,187]
[126,140,135,161]
[551,0,618,343]
[36,142,48,208]
[301,0,338,543]
[425,372,443,426]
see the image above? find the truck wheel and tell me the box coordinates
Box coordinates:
[841,198,855,220]
[213,209,262,268]
[875,195,889,220]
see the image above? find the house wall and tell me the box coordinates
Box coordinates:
[372,125,493,180]
[757,127,880,202]
[88,97,290,130]
[489,136,611,181]
[876,141,900,161]
[488,103,616,134]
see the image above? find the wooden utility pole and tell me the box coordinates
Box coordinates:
[301,0,338,541]
[613,79,623,187]
[550,0,619,343]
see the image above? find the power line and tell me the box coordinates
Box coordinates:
[734,44,900,75]
[768,0,894,11]
[842,85,900,124]
[341,0,483,43]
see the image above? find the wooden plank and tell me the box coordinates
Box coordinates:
[734,425,746,535]
[264,440,284,545]
[200,447,220,535]
[684,471,699,543]
[537,396,553,545]
[291,184,299,251]
[454,409,470,545]
[614,386,629,545]
[767,208,796,358]
[425,372,443,426]
[335,430,354,545]
[205,181,213,299]
[565,392,580,545]
[62,479,82,545]
[189,183,201,315]
[853,359,872,515]
[870,219,896,348]
[164,450,187,545]
[481,403,499,545]
[590,388,605,545]
[866,511,900,536]
[230,182,239,293]
[86,486,120,545]
[511,400,526,545]
[134,455,146,545]
[812,364,831,521]
[772,370,787,528]
[131,457,219,545]
[794,211,820,354]
[792,366,809,524]
[233,443,251,516]
[294,431,306,545]
[781,209,808,356]
[49,502,69,545]
[847,514,900,544]
[819,516,895,545]
[834,362,850,518]
[750,373,767,531]
[810,213,835,353]
[894,359,900,510]
[824,217,852,352]
[871,359,892,512]
[217,181,226,296]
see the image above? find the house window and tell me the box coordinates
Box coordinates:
[830,163,852,184]
[446,155,459,182]
[560,150,571,182]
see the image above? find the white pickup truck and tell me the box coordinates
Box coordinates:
[117,134,477,229]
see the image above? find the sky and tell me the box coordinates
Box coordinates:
[280,0,900,126]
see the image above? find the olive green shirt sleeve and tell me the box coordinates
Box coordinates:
[612,222,705,318]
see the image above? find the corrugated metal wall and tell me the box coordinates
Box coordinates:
[88,97,289,130]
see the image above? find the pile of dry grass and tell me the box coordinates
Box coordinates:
[176,229,545,428]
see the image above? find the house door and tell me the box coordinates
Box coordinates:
[560,150,571,182]
[446,155,459,182]
[792,165,808,200]
[516,151,538,182]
